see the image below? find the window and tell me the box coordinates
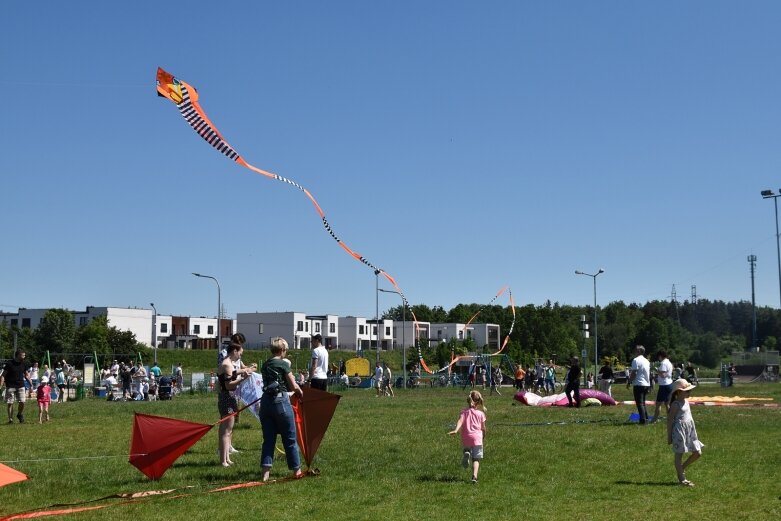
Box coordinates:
[329,323,335,333]
[259,323,264,334]
[79,317,88,326]
[372,326,377,336]
[11,318,18,327]
[161,323,168,333]
[297,321,304,332]
[315,323,320,333]
[305,322,309,332]
[194,325,201,334]
[437,329,442,339]
[22,318,31,328]
[385,326,390,335]
[458,331,463,340]
[207,325,214,334]
[359,325,365,335]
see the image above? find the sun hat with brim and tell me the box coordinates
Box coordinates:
[671,378,696,393]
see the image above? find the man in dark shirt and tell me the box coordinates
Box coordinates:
[0,350,32,423]
[564,356,582,408]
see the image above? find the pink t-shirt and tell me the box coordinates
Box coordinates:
[37,385,51,404]
[459,407,486,448]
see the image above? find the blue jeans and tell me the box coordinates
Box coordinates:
[260,393,300,470]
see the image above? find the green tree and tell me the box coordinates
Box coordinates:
[75,315,111,354]
[34,309,76,354]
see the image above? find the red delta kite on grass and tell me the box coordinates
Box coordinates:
[0,462,28,488]
[291,387,341,468]
[129,388,340,479]
[129,413,213,480]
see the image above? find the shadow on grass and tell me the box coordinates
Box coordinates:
[417,474,462,483]
[615,480,679,487]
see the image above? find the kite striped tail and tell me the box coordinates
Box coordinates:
[156,67,432,373]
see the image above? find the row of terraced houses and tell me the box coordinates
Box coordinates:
[0,306,501,351]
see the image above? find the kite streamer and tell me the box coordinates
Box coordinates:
[462,286,516,355]
[156,67,431,373]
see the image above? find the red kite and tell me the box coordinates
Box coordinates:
[129,413,213,480]
[0,462,28,488]
[156,67,434,372]
[291,388,341,468]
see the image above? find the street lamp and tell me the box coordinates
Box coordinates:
[150,302,158,364]
[379,288,406,388]
[575,268,604,384]
[374,270,380,366]
[192,272,221,349]
[760,189,781,309]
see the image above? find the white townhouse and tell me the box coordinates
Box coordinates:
[337,316,372,351]
[430,322,501,350]
[392,320,432,349]
[237,312,338,350]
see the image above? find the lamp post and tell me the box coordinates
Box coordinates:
[374,270,380,365]
[192,272,221,349]
[150,302,158,364]
[575,268,604,383]
[380,288,406,388]
[760,189,781,309]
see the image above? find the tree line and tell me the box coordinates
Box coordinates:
[0,309,146,362]
[383,299,781,369]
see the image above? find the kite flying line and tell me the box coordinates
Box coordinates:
[156,67,433,373]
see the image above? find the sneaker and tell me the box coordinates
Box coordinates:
[461,451,471,469]
[679,479,694,487]
[17,414,24,424]
[229,446,240,454]
[471,478,478,484]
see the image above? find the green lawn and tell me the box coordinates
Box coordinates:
[1,384,779,520]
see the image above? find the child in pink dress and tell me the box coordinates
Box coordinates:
[448,390,486,483]
[36,377,51,423]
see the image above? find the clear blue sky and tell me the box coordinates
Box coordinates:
[2,2,781,320]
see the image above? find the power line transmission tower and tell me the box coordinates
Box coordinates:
[690,285,697,304]
[669,284,681,324]
[748,255,757,350]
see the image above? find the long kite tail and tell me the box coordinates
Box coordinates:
[463,286,516,356]
[156,67,432,373]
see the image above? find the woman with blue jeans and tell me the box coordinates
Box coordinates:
[260,337,304,481]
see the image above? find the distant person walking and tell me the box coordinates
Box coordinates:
[448,390,486,484]
[652,350,674,422]
[1,350,32,424]
[564,357,581,407]
[598,361,614,397]
[667,379,704,486]
[309,334,329,391]
[628,345,651,424]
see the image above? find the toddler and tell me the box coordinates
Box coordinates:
[36,377,51,423]
[667,378,704,486]
[448,391,486,483]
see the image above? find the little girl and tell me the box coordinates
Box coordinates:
[36,377,51,424]
[667,378,704,486]
[448,391,486,483]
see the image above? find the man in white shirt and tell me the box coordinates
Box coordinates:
[309,334,329,391]
[627,345,651,424]
[651,350,674,422]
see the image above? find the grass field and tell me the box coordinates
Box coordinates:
[1,383,779,520]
